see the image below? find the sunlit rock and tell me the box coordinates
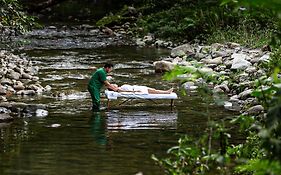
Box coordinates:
[153,60,175,73]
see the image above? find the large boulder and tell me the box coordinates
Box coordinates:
[230,53,252,70]
[171,44,195,57]
[154,60,175,73]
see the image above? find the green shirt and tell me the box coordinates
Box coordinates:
[88,68,107,90]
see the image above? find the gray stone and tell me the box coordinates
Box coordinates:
[16,90,36,96]
[0,107,11,113]
[21,72,32,79]
[201,56,222,65]
[211,43,224,51]
[230,53,252,70]
[154,40,165,47]
[247,105,264,115]
[45,85,52,92]
[13,82,25,90]
[214,84,230,93]
[136,38,145,47]
[153,60,175,73]
[245,66,257,74]
[7,70,21,80]
[223,101,241,112]
[0,96,7,102]
[0,86,6,95]
[182,81,198,91]
[259,53,270,63]
[0,113,13,122]
[238,89,253,100]
[1,78,13,85]
[227,42,240,49]
[171,44,194,57]
[143,35,154,44]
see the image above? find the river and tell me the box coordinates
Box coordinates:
[0,27,235,175]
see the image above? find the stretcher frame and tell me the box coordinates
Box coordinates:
[104,90,178,110]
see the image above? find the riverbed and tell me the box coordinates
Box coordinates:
[0,27,235,175]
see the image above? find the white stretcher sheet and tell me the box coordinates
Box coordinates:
[105,90,178,100]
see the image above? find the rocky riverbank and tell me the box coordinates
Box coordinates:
[0,50,49,123]
[153,42,272,116]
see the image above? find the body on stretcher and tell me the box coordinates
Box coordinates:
[104,90,178,109]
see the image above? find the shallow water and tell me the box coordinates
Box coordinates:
[0,46,235,175]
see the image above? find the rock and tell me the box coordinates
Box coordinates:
[143,35,154,44]
[102,27,114,36]
[224,59,233,69]
[0,113,13,122]
[198,67,214,75]
[1,78,13,85]
[182,81,198,91]
[153,60,175,73]
[245,66,257,74]
[246,105,264,115]
[128,6,137,15]
[238,72,250,82]
[7,70,21,80]
[230,53,252,70]
[21,72,32,79]
[0,96,7,102]
[35,109,48,117]
[201,56,222,65]
[227,42,240,49]
[13,81,25,90]
[171,44,194,57]
[45,85,52,92]
[154,40,165,47]
[32,76,40,81]
[0,107,10,113]
[0,86,6,95]
[211,43,224,51]
[223,100,241,112]
[258,53,270,63]
[214,84,230,93]
[136,38,145,47]
[238,89,253,100]
[16,90,36,96]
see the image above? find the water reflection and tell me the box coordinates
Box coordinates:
[106,110,177,130]
[90,112,107,146]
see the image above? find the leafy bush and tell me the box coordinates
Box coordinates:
[0,0,36,33]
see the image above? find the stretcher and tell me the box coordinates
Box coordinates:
[104,90,178,109]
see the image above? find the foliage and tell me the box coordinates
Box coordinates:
[96,5,133,27]
[236,159,281,175]
[206,27,272,48]
[132,0,277,44]
[0,0,36,34]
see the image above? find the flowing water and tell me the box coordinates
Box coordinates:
[0,28,236,175]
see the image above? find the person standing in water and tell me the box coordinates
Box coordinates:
[88,63,118,111]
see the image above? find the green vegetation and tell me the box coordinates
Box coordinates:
[151,0,281,174]
[0,0,36,33]
[96,0,279,48]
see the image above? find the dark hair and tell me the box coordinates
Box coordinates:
[104,63,114,68]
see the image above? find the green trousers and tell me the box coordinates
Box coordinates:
[88,86,100,111]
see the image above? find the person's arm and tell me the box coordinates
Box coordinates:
[104,81,119,91]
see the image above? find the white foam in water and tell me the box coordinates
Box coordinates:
[36,109,48,117]
[61,92,88,100]
[50,124,61,128]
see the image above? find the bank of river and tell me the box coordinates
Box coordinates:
[0,27,236,175]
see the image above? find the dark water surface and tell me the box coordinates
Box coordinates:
[0,46,235,175]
